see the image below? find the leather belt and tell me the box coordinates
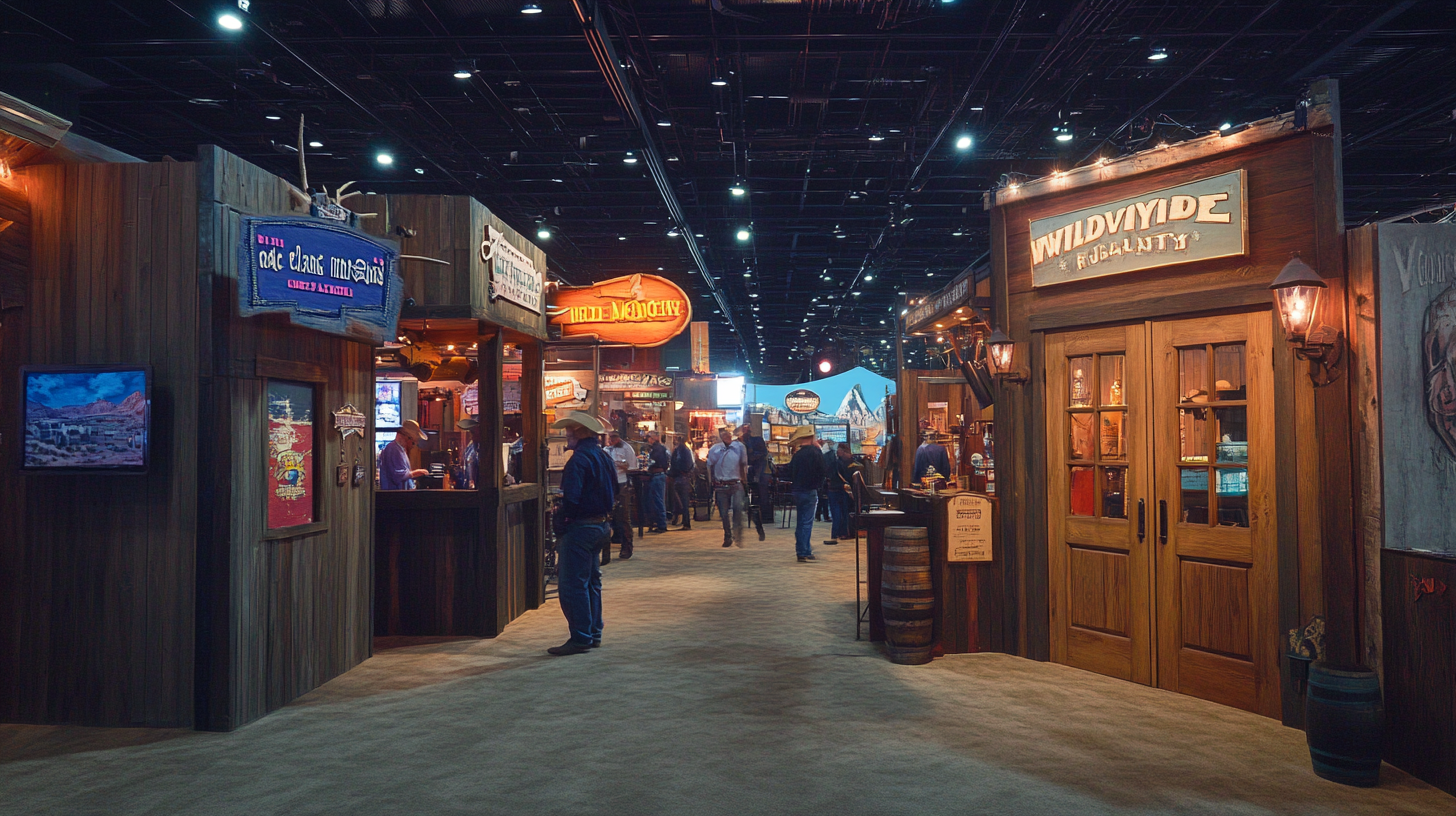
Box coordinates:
[713,480,741,486]
[571,515,609,524]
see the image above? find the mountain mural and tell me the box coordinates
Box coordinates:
[835,385,877,427]
[26,391,146,420]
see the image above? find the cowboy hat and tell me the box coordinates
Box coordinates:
[400,419,429,441]
[787,425,816,445]
[551,410,609,434]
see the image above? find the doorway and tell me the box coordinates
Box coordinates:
[1045,311,1280,717]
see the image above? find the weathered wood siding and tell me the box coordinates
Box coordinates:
[0,161,198,726]
[195,146,374,730]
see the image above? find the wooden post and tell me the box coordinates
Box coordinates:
[477,328,506,635]
[520,336,546,608]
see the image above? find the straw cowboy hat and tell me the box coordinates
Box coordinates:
[400,419,429,441]
[787,425,816,445]
[551,410,609,434]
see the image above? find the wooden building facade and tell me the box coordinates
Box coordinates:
[983,80,1352,725]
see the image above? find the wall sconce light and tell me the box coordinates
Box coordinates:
[985,327,1027,384]
[1270,253,1343,384]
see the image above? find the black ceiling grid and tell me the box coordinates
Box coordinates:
[2,0,1453,380]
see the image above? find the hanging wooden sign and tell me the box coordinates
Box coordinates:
[548,273,692,347]
[1029,170,1247,288]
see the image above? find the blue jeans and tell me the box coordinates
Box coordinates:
[646,473,668,529]
[829,489,852,538]
[792,491,818,557]
[557,521,609,645]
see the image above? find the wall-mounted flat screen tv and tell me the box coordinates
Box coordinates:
[21,366,151,473]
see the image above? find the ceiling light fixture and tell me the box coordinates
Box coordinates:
[736,228,751,241]
[657,118,671,127]
[218,13,244,31]
[521,3,543,14]
[308,140,323,148]
[955,134,973,150]
[710,77,728,87]
[453,60,475,79]
[1054,125,1074,143]
[1148,45,1169,61]
[535,219,550,240]
[666,227,680,237]
[623,151,638,164]
[375,152,394,166]
[729,179,746,196]
[868,132,885,142]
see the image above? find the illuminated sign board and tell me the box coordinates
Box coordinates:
[784,389,821,414]
[238,216,402,343]
[549,273,692,347]
[1028,170,1247,288]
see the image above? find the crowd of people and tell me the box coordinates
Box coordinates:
[546,413,868,655]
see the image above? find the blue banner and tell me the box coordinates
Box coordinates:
[238,216,403,343]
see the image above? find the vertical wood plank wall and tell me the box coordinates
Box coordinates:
[988,127,1349,723]
[0,162,198,726]
[195,146,373,730]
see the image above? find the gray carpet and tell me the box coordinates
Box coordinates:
[1,518,1451,815]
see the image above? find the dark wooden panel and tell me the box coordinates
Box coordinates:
[375,508,479,636]
[1069,548,1130,636]
[1381,549,1456,796]
[1179,561,1251,658]
[0,161,197,727]
[194,146,373,731]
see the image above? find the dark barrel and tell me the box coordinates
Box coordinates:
[881,526,934,665]
[1305,663,1384,787]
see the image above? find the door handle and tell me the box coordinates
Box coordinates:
[1137,499,1146,542]
[1158,499,1168,545]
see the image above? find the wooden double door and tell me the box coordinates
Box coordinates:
[1045,312,1280,718]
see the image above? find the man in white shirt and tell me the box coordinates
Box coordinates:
[604,430,636,561]
[705,425,748,548]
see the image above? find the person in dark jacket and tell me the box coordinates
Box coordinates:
[668,433,696,530]
[737,424,770,541]
[817,440,835,521]
[787,426,828,562]
[548,411,616,655]
[913,433,952,482]
[827,442,855,540]
[643,430,670,533]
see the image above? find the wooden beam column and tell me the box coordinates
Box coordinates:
[477,328,506,635]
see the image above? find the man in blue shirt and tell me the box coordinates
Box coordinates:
[643,430,670,533]
[706,426,748,548]
[378,420,429,490]
[549,411,616,656]
[913,433,952,483]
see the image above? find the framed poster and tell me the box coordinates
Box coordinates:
[946,493,993,562]
[267,380,316,530]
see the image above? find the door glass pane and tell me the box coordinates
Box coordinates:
[1216,468,1250,527]
[1179,467,1210,525]
[1099,411,1125,459]
[1179,347,1209,403]
[1213,344,1247,400]
[1215,407,1248,463]
[1069,412,1094,460]
[1070,466,1095,516]
[1101,467,1127,519]
[1100,355,1126,406]
[1069,357,1093,407]
[1179,408,1209,462]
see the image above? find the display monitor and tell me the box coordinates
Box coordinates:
[716,375,745,408]
[21,366,150,473]
[375,380,402,428]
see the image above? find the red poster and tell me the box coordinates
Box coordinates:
[267,381,315,529]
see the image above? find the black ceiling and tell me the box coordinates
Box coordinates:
[3,0,1454,381]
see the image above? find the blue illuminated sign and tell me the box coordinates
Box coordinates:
[238,216,403,342]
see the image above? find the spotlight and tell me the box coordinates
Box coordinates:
[521,3,543,14]
[375,152,394,166]
[1148,45,1169,61]
[308,140,324,148]
[657,118,672,127]
[864,275,874,281]
[453,60,475,79]
[218,13,244,30]
[264,111,283,121]
[1219,122,1232,131]
[536,220,550,240]
[736,228,751,241]
[729,179,746,196]
[955,134,973,150]
[868,132,885,142]
[1053,125,1074,142]
[623,151,638,164]
[666,227,680,237]
[414,168,424,174]
[710,77,728,87]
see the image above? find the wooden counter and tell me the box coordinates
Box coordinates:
[375,483,544,638]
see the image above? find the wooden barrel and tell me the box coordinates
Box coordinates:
[881,526,934,665]
[1305,663,1384,787]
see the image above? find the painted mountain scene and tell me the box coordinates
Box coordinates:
[24,370,148,468]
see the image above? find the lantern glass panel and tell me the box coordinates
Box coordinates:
[1275,284,1321,343]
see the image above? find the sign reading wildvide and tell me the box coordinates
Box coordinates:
[1029,170,1247,287]
[482,224,544,313]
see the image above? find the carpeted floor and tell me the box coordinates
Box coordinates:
[0,517,1452,815]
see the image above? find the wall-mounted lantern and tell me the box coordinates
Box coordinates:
[1269,253,1343,384]
[985,327,1027,384]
